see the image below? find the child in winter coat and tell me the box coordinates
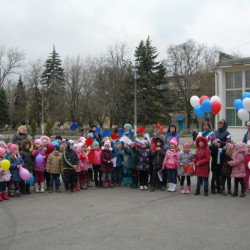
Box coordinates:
[20,139,33,194]
[124,143,138,189]
[113,141,124,187]
[63,140,79,194]
[7,142,24,197]
[228,142,247,197]
[220,143,233,195]
[92,140,102,187]
[163,138,180,192]
[32,139,46,193]
[244,141,250,191]
[193,136,210,196]
[100,140,114,188]
[0,148,11,201]
[133,140,151,190]
[150,137,166,192]
[46,145,63,193]
[76,143,89,190]
[177,142,194,194]
[209,139,223,194]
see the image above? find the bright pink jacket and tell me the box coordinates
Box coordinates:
[93,149,102,165]
[76,151,89,172]
[163,149,180,169]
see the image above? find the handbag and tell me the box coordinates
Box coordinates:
[183,163,194,174]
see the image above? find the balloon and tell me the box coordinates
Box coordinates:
[234,99,244,111]
[51,141,59,147]
[29,145,33,152]
[199,95,209,105]
[210,101,221,115]
[194,105,204,118]
[190,96,200,107]
[0,159,10,171]
[26,173,34,184]
[242,92,250,100]
[238,109,249,121]
[35,154,44,164]
[243,97,250,111]
[210,95,221,103]
[201,99,211,113]
[19,167,30,181]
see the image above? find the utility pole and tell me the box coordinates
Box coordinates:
[134,69,137,135]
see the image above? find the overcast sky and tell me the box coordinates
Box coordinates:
[1,0,250,62]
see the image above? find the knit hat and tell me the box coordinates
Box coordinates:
[0,140,6,147]
[78,137,86,144]
[124,123,132,131]
[54,145,60,151]
[183,142,190,148]
[235,142,247,152]
[104,140,111,147]
[7,142,18,155]
[213,138,221,144]
[169,137,178,146]
[93,140,99,146]
[34,139,43,145]
[40,136,51,144]
[0,147,5,157]
[55,135,62,141]
[77,143,83,151]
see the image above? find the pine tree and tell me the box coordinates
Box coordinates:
[134,37,169,124]
[44,119,53,137]
[12,76,26,127]
[0,88,10,128]
[30,119,37,138]
[41,45,66,124]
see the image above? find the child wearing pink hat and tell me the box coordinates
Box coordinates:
[0,148,11,201]
[163,138,180,192]
[7,143,24,197]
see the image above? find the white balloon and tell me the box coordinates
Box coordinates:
[243,97,250,111]
[190,96,200,107]
[238,109,249,121]
[210,95,221,103]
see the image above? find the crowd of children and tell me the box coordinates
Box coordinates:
[0,121,250,202]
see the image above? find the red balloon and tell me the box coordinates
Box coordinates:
[199,95,209,105]
[211,101,221,115]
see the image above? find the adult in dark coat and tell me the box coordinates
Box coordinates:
[214,119,230,147]
[10,125,28,149]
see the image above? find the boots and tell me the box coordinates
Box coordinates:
[0,192,3,201]
[194,189,200,195]
[101,180,107,188]
[20,185,26,195]
[2,191,9,200]
[180,186,185,194]
[108,180,113,188]
[160,185,165,191]
[150,186,155,192]
[204,189,208,196]
[171,184,176,192]
[40,182,45,193]
[15,189,21,197]
[228,189,232,195]
[8,189,14,197]
[239,191,246,197]
[231,185,238,197]
[220,186,227,196]
[167,183,172,192]
[186,186,190,194]
[34,183,40,193]
[75,184,80,191]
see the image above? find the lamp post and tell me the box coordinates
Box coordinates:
[134,69,137,135]
[40,78,44,135]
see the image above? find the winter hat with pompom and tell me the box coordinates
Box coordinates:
[34,139,43,146]
[7,143,19,155]
[169,137,178,147]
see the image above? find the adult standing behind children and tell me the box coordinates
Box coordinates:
[165,125,179,147]
[214,119,230,147]
[197,122,212,140]
[10,125,28,149]
[242,122,250,143]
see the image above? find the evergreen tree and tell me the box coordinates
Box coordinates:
[41,45,66,124]
[12,76,26,127]
[0,88,10,128]
[134,37,170,124]
[30,119,37,138]
[44,119,53,137]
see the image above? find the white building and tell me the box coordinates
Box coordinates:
[215,51,250,142]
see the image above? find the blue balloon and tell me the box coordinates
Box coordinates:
[26,173,34,184]
[234,99,244,111]
[242,92,250,100]
[194,105,204,118]
[51,141,59,147]
[201,99,211,113]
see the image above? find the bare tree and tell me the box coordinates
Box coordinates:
[0,47,25,87]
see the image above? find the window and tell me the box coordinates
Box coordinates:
[226,109,242,126]
[226,90,242,107]
[246,71,250,88]
[226,71,242,89]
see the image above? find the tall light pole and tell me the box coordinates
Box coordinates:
[40,78,44,135]
[134,69,137,135]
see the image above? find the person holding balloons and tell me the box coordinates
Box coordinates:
[0,148,11,201]
[7,142,24,197]
[20,139,33,194]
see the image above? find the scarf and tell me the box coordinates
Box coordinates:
[217,148,223,164]
[202,130,210,137]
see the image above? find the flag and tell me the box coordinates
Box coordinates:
[136,125,145,134]
[129,129,134,138]
[95,125,102,136]
[117,128,125,137]
[111,133,120,140]
[87,149,94,164]
[85,137,93,147]
[208,132,215,141]
[156,122,161,129]
[159,126,164,133]
[157,170,163,182]
[70,123,79,131]
[226,135,232,143]
[102,129,110,138]
[134,139,144,148]
[119,135,132,145]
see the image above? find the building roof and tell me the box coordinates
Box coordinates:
[215,52,250,67]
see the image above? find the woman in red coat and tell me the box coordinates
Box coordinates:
[193,136,210,196]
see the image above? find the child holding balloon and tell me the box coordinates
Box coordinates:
[0,148,11,201]
[7,143,24,197]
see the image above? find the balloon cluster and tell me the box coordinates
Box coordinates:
[233,92,250,121]
[190,95,222,118]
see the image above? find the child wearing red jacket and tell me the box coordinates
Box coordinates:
[193,136,210,196]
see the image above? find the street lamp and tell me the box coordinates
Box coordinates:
[134,69,137,135]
